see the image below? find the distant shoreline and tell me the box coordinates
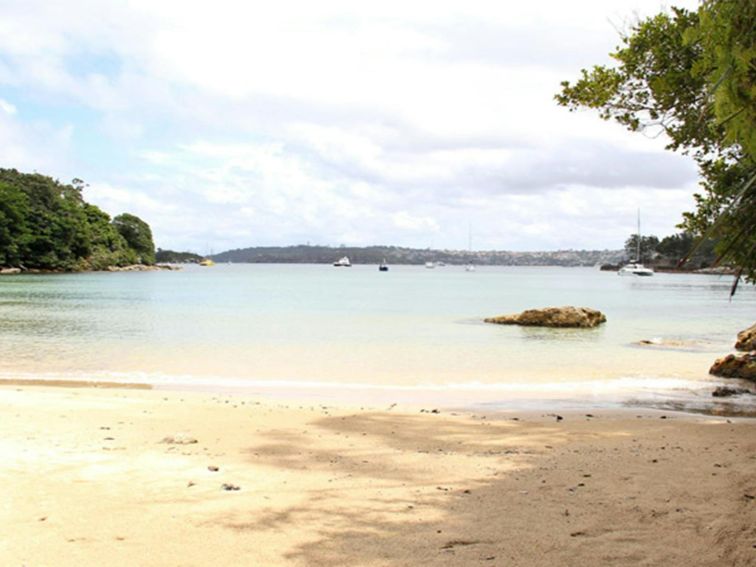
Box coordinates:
[0,263,179,275]
[1,262,738,275]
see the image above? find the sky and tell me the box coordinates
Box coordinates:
[0,0,702,253]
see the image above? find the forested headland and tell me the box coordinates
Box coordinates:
[0,168,155,271]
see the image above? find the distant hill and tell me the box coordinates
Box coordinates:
[212,245,624,266]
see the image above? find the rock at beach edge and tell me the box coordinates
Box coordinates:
[484,306,606,328]
[734,323,756,352]
[709,353,756,382]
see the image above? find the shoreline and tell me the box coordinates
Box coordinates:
[2,383,754,566]
[0,263,180,275]
[2,372,755,417]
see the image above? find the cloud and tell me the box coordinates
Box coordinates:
[0,0,703,252]
[0,98,16,114]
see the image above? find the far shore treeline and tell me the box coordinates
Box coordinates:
[0,168,155,271]
[0,167,727,272]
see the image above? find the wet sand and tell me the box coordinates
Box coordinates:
[1,384,754,566]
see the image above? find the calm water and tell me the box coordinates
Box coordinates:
[1,264,754,409]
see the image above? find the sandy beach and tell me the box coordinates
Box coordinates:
[1,384,754,567]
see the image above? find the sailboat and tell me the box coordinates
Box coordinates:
[465,222,475,272]
[618,210,654,277]
[378,258,389,271]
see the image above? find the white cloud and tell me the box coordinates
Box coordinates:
[392,211,440,233]
[0,98,16,115]
[0,0,704,251]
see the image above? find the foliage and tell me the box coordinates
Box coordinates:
[556,1,755,281]
[656,231,718,267]
[113,213,156,265]
[0,168,155,270]
[0,183,30,266]
[624,234,659,263]
[623,230,718,267]
[155,248,204,263]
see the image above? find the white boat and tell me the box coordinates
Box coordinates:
[618,262,654,276]
[618,210,654,277]
[465,263,476,272]
[425,261,435,269]
[333,256,351,267]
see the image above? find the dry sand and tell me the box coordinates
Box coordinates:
[1,384,754,566]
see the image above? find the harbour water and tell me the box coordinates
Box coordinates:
[1,264,754,411]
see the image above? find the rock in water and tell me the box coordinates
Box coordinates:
[709,353,756,382]
[735,323,756,352]
[712,386,751,397]
[484,306,606,328]
[160,434,198,445]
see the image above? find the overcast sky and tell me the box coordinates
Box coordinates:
[0,0,701,252]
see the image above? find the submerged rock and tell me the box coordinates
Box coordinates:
[485,306,606,328]
[735,323,756,352]
[709,353,756,382]
[636,338,706,351]
[107,264,180,272]
[712,386,751,398]
[160,434,198,445]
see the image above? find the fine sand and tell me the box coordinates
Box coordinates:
[1,384,754,566]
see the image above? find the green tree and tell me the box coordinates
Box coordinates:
[112,213,156,265]
[0,182,31,266]
[82,204,135,269]
[624,234,659,263]
[656,231,717,267]
[0,168,157,270]
[556,1,755,281]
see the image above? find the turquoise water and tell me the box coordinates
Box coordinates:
[0,264,754,407]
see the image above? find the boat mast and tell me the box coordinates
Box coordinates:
[468,222,473,264]
[636,209,641,262]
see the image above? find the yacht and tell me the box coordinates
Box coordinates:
[424,261,436,269]
[333,256,351,267]
[618,262,654,276]
[618,210,654,277]
[378,259,389,272]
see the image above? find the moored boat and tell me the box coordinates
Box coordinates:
[618,262,654,276]
[333,256,351,267]
[618,210,654,277]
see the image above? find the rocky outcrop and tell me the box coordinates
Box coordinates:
[107,264,180,272]
[735,323,756,352]
[485,306,606,328]
[0,267,21,275]
[709,353,756,382]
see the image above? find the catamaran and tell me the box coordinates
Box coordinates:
[618,211,654,277]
